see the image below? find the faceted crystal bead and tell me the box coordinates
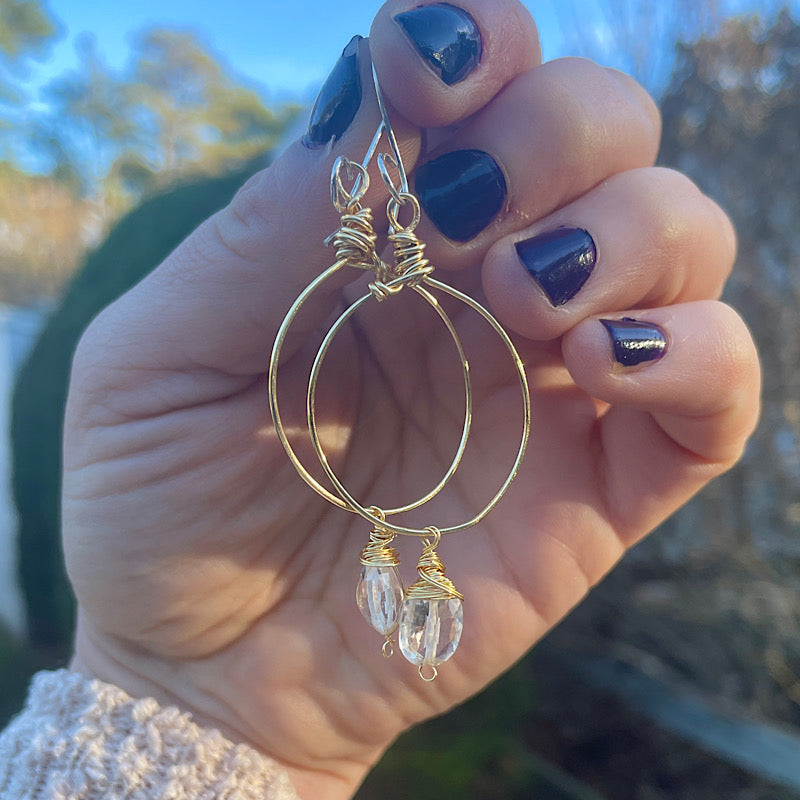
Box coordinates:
[355,565,404,635]
[398,597,463,667]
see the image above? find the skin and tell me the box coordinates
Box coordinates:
[64,1,760,798]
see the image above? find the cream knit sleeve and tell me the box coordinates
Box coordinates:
[0,669,300,799]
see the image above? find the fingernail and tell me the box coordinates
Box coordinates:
[416,149,506,241]
[515,228,597,307]
[303,35,363,149]
[600,317,667,367]
[395,4,482,86]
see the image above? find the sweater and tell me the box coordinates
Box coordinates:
[0,670,300,799]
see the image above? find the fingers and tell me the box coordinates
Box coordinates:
[483,167,737,339]
[412,57,661,266]
[370,0,541,127]
[561,300,760,535]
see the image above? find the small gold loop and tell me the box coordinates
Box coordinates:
[419,663,438,682]
[331,157,369,211]
[382,638,395,658]
[387,193,421,233]
[422,526,441,551]
[369,506,386,522]
[378,152,405,204]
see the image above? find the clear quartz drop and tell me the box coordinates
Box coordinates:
[398,597,463,667]
[355,565,404,635]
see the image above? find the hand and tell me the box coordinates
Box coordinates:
[63,1,759,797]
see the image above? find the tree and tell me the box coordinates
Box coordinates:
[0,0,57,100]
[0,0,58,164]
[0,26,299,302]
[554,0,795,96]
[659,10,800,557]
[124,28,298,186]
[33,33,137,212]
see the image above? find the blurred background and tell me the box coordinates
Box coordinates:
[1,0,799,797]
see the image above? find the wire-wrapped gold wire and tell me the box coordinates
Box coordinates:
[359,509,400,568]
[405,529,463,601]
[326,206,380,271]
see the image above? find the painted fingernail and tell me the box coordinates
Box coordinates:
[600,317,667,367]
[416,149,506,241]
[515,228,597,307]
[395,4,482,86]
[303,35,362,149]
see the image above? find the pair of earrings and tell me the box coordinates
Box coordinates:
[269,63,530,680]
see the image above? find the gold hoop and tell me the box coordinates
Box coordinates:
[269,262,473,518]
[306,273,531,538]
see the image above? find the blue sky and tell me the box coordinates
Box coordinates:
[25,0,793,108]
[29,0,565,104]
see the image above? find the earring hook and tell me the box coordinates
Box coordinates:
[348,60,409,199]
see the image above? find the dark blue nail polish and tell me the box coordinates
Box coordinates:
[416,149,506,241]
[515,228,596,307]
[303,36,362,149]
[600,317,667,367]
[395,4,482,86]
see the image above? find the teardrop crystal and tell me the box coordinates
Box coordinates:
[398,597,463,667]
[356,565,404,635]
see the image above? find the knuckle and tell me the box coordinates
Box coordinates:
[535,57,660,173]
[623,168,726,265]
[704,302,760,394]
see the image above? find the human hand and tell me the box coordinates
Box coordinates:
[63,2,759,797]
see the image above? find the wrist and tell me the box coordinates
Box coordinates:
[71,611,388,799]
[11,668,298,799]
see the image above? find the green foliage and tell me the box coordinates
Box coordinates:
[357,661,603,800]
[0,21,299,302]
[33,26,300,203]
[8,8,800,799]
[0,0,57,108]
[0,620,54,726]
[11,159,265,651]
[0,0,56,62]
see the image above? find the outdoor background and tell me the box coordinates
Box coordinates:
[1,1,799,798]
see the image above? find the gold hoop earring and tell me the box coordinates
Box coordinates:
[269,62,531,680]
[270,156,474,655]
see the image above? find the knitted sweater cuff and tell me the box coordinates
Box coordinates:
[0,669,300,799]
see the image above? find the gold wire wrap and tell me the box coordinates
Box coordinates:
[367,193,432,301]
[389,195,431,282]
[359,519,400,568]
[405,529,463,601]
[325,206,380,272]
